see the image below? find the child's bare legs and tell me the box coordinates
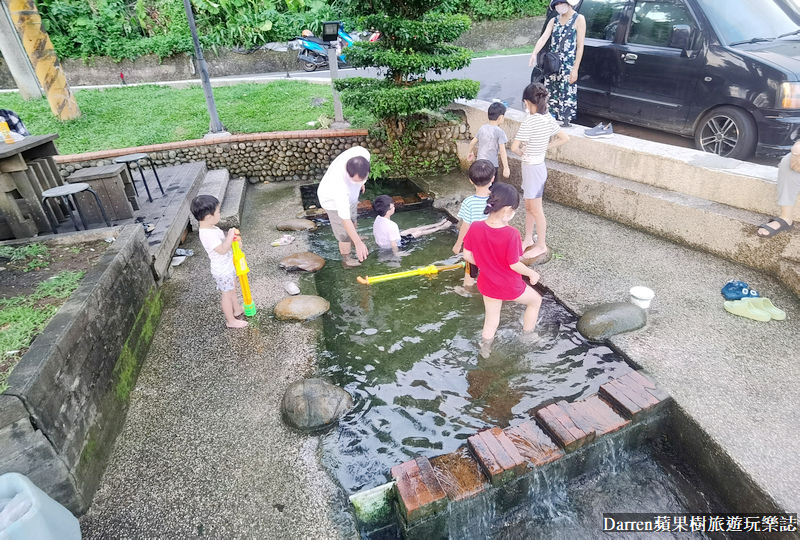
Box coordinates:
[514,286,542,333]
[523,197,547,258]
[402,218,450,238]
[221,289,248,328]
[481,296,504,340]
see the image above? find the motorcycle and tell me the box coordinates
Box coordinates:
[294,23,355,72]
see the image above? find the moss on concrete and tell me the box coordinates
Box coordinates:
[113,287,163,402]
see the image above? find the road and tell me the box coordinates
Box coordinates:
[252,53,778,166]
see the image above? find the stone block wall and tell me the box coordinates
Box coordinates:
[1,225,162,513]
[54,125,470,184]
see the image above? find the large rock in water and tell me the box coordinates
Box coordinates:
[577,302,647,341]
[277,218,317,231]
[280,252,325,272]
[274,295,330,320]
[282,378,353,431]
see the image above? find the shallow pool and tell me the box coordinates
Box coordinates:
[306,207,634,494]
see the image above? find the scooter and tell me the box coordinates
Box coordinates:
[295,23,355,72]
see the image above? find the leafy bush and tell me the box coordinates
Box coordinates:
[335,3,479,141]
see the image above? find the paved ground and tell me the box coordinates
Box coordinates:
[428,170,800,515]
[81,174,798,537]
[80,182,356,539]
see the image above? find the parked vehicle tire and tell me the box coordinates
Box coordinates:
[302,60,318,72]
[694,106,757,160]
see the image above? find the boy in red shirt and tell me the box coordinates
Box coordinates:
[463,183,542,358]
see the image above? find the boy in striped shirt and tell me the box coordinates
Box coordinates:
[452,159,495,297]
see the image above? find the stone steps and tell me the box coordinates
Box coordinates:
[219,177,246,229]
[350,371,670,538]
[188,168,230,229]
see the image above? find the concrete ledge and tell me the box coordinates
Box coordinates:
[1,225,162,513]
[219,177,247,229]
[189,169,230,229]
[451,99,797,220]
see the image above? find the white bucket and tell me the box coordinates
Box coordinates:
[630,286,655,309]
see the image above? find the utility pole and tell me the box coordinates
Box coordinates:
[0,1,41,99]
[182,0,226,135]
[5,0,79,119]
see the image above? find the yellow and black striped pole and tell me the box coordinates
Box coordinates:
[5,0,80,120]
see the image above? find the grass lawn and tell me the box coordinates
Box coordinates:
[472,46,534,58]
[0,81,374,155]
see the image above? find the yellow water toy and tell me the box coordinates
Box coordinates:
[357,262,465,285]
[232,229,256,316]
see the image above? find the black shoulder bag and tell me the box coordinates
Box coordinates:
[531,13,577,83]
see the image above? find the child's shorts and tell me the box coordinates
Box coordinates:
[522,162,548,199]
[213,271,236,292]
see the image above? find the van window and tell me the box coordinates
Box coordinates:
[580,0,629,41]
[628,1,697,48]
[696,0,798,45]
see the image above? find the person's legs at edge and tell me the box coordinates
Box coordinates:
[523,197,536,250]
[221,289,248,328]
[404,219,450,238]
[231,286,244,318]
[525,197,547,258]
[514,286,542,333]
[758,206,794,236]
[479,296,503,357]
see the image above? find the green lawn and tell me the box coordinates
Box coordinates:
[0,81,374,155]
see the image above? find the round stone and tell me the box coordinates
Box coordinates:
[274,294,330,321]
[279,252,325,272]
[577,303,647,341]
[282,378,353,431]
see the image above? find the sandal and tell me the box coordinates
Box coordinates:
[723,299,770,322]
[271,234,294,247]
[744,297,786,321]
[757,217,793,238]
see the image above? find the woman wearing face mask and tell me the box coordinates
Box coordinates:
[529,0,585,127]
[463,183,544,359]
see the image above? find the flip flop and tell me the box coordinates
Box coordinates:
[723,299,770,322]
[271,235,294,247]
[721,280,759,300]
[757,217,793,238]
[745,297,786,321]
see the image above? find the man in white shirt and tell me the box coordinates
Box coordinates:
[317,146,371,266]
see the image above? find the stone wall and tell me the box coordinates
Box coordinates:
[0,16,544,88]
[55,124,471,183]
[0,225,162,513]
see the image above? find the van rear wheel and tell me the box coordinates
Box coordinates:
[694,106,757,160]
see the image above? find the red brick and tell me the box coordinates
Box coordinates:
[392,196,405,208]
[566,395,629,436]
[622,371,670,402]
[600,378,657,420]
[429,447,487,502]
[468,427,526,486]
[535,403,595,453]
[504,421,564,467]
[390,457,447,524]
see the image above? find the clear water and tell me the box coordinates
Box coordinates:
[306,208,634,494]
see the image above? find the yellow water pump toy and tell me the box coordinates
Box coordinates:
[232,229,256,316]
[357,262,465,285]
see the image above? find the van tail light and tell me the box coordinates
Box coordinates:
[779,82,800,109]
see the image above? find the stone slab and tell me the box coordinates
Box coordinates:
[467,427,526,486]
[391,456,448,524]
[535,402,596,453]
[504,421,564,467]
[219,176,246,229]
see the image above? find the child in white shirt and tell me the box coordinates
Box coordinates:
[372,195,451,254]
[191,195,248,329]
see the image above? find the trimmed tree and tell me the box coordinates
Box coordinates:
[335,1,479,143]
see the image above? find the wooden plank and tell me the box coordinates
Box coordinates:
[467,431,503,478]
[535,404,595,453]
[0,172,37,238]
[0,153,26,173]
[504,421,564,466]
[31,159,65,221]
[10,170,50,233]
[569,395,629,436]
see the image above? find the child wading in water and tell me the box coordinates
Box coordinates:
[511,82,570,258]
[372,195,451,254]
[191,195,248,329]
[463,183,543,358]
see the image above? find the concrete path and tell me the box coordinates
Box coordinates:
[427,171,800,514]
[80,182,354,539]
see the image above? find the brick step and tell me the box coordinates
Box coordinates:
[467,427,526,487]
[189,168,230,228]
[429,446,486,502]
[599,371,669,420]
[390,456,447,525]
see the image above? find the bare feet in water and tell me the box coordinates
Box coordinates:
[226,319,249,329]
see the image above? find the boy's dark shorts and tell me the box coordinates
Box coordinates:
[465,261,479,279]
[400,234,415,246]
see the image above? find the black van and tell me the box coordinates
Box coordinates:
[574,0,800,159]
